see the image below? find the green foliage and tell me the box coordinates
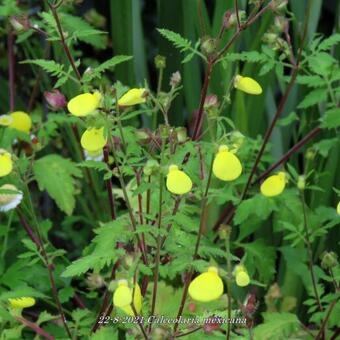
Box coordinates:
[33,155,83,215]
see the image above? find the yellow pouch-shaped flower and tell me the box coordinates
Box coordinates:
[188,267,224,302]
[213,145,242,181]
[80,127,107,152]
[337,201,340,216]
[260,172,286,197]
[234,75,262,95]
[0,114,13,126]
[166,165,192,195]
[8,297,36,309]
[234,265,250,287]
[0,151,13,177]
[0,184,23,212]
[67,92,101,117]
[9,111,32,133]
[118,89,146,106]
[113,280,142,316]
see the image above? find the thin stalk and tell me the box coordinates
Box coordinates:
[174,326,202,338]
[46,1,82,84]
[15,316,54,340]
[315,298,338,340]
[8,31,15,111]
[225,235,232,340]
[103,145,116,220]
[1,211,14,260]
[300,191,323,312]
[173,157,214,334]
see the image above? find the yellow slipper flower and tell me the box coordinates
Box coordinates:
[234,75,262,95]
[113,280,142,316]
[188,266,224,302]
[67,92,102,117]
[118,88,146,106]
[166,165,192,195]
[80,127,107,152]
[0,114,13,126]
[8,111,32,133]
[234,265,250,287]
[8,297,36,309]
[337,201,340,216]
[212,145,242,181]
[0,150,13,177]
[260,171,286,197]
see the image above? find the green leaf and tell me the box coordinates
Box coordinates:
[277,111,299,126]
[21,59,64,77]
[33,155,82,215]
[297,88,327,109]
[318,33,340,51]
[253,312,301,340]
[82,55,132,82]
[320,108,340,129]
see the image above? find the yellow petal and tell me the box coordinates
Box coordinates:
[113,280,142,316]
[67,93,101,117]
[118,89,146,106]
[235,271,250,287]
[9,111,32,133]
[166,165,192,195]
[8,297,36,309]
[0,114,13,126]
[234,75,262,95]
[213,145,242,181]
[0,152,13,177]
[188,267,224,302]
[80,127,107,152]
[337,201,340,216]
[260,172,286,197]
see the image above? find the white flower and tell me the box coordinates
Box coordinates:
[0,184,23,212]
[84,148,104,162]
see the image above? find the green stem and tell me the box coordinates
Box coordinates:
[1,211,14,260]
[225,234,232,340]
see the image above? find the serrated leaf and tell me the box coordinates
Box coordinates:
[297,88,327,109]
[318,33,340,51]
[33,155,82,215]
[320,108,340,129]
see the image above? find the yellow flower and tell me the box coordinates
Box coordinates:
[234,75,262,95]
[113,280,142,316]
[234,265,250,287]
[0,114,13,126]
[260,171,286,197]
[0,150,13,177]
[337,201,340,216]
[166,165,192,195]
[67,92,102,117]
[8,111,32,133]
[188,266,224,302]
[118,88,146,106]
[80,127,107,152]
[8,297,36,309]
[212,145,242,181]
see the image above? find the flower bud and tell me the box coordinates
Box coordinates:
[143,159,159,176]
[269,0,288,11]
[9,15,31,32]
[170,71,181,87]
[228,11,246,28]
[297,176,306,191]
[321,251,338,269]
[154,55,166,69]
[135,129,151,145]
[86,273,105,289]
[222,11,232,29]
[175,127,187,143]
[274,16,288,32]
[44,90,67,110]
[263,32,278,45]
[204,95,219,110]
[201,36,218,56]
[306,148,316,160]
[230,130,245,148]
[218,224,232,240]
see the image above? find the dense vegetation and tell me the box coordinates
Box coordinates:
[0,0,339,339]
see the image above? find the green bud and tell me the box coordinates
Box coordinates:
[230,130,245,148]
[159,124,170,139]
[201,36,218,56]
[143,159,159,176]
[154,55,166,69]
[228,11,246,28]
[135,129,151,145]
[219,224,232,240]
[263,33,278,45]
[297,176,306,191]
[175,127,187,143]
[86,273,105,289]
[321,251,338,269]
[306,148,316,161]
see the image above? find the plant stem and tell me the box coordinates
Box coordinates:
[8,31,15,111]
[300,191,323,312]
[103,145,116,220]
[173,156,214,334]
[1,211,14,260]
[315,298,338,340]
[15,316,55,340]
[225,234,232,340]
[46,1,82,84]
[17,211,72,339]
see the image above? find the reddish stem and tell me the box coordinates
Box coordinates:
[15,316,55,340]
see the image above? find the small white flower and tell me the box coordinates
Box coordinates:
[84,148,104,162]
[0,184,23,212]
